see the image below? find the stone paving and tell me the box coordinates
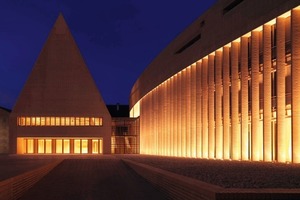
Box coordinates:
[0,155,56,181]
[19,156,168,200]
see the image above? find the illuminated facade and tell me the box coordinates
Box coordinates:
[9,14,111,154]
[130,0,300,163]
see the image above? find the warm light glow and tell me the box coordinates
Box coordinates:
[17,137,103,154]
[243,32,251,37]
[63,139,70,153]
[56,139,63,153]
[38,139,44,153]
[253,26,263,32]
[82,140,88,154]
[265,18,276,25]
[17,116,103,126]
[130,101,140,118]
[136,7,299,163]
[279,11,291,18]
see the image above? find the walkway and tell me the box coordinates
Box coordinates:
[19,156,168,200]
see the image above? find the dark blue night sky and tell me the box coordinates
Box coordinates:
[0,0,217,109]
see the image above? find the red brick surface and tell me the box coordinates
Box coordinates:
[19,156,168,200]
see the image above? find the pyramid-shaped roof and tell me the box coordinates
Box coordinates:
[12,14,110,117]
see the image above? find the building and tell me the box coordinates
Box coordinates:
[9,14,112,154]
[107,104,140,154]
[130,0,300,163]
[0,107,10,154]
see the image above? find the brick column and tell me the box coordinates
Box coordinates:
[292,8,300,163]
[196,61,202,158]
[251,31,261,161]
[223,46,230,159]
[191,64,197,157]
[263,24,272,161]
[215,50,223,159]
[241,36,249,160]
[202,58,209,158]
[276,16,287,163]
[231,41,241,160]
[208,54,215,159]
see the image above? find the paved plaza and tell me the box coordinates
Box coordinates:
[16,156,168,200]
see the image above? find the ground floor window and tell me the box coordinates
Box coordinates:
[17,137,103,154]
[111,136,139,154]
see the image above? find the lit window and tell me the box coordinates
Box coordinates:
[38,139,44,153]
[75,117,80,126]
[31,117,36,126]
[46,117,50,126]
[36,117,41,126]
[90,117,95,126]
[56,139,63,153]
[82,140,88,154]
[17,116,102,127]
[92,139,98,154]
[85,117,90,126]
[55,117,60,126]
[70,117,75,126]
[63,139,70,153]
[80,117,85,126]
[61,117,65,126]
[45,139,52,153]
[95,118,100,126]
[27,139,34,153]
[74,139,81,153]
[19,117,26,126]
[41,117,45,126]
[26,117,31,126]
[51,117,55,126]
[65,117,70,126]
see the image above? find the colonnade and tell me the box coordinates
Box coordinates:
[139,7,300,163]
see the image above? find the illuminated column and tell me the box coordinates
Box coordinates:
[173,75,178,156]
[208,54,215,159]
[177,72,182,156]
[191,64,197,157]
[166,80,171,156]
[202,58,209,158]
[144,93,148,154]
[165,82,169,156]
[241,36,249,160]
[263,24,272,162]
[231,41,241,160]
[162,84,166,156]
[251,31,261,161]
[154,88,159,155]
[157,86,161,155]
[170,78,174,156]
[215,50,223,159]
[142,96,146,154]
[182,69,187,157]
[276,16,287,162]
[223,46,230,159]
[196,61,202,158]
[292,8,300,163]
[186,66,191,157]
[162,84,166,155]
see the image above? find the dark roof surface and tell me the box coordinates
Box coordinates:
[0,106,11,112]
[107,104,129,117]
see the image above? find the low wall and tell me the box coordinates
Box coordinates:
[0,159,63,200]
[122,159,222,200]
[122,159,300,200]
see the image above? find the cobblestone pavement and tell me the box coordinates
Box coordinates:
[19,156,168,200]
